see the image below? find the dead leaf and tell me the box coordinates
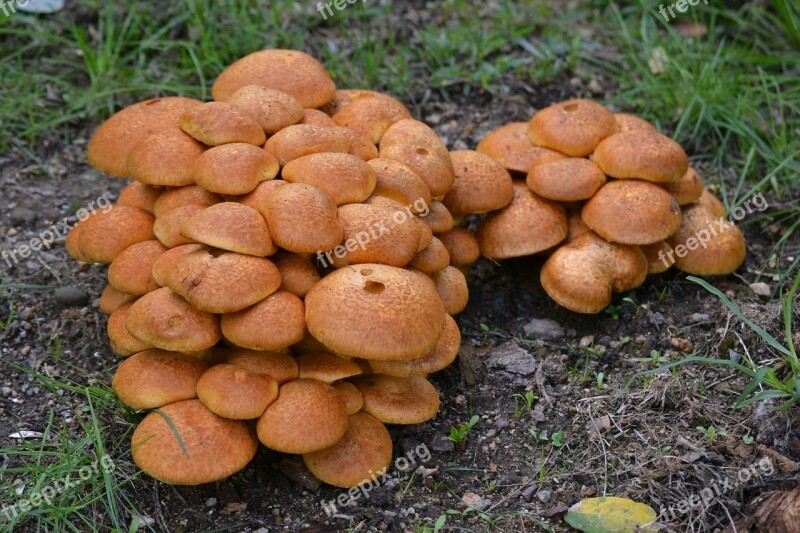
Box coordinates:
[565,496,658,532]
[586,415,611,435]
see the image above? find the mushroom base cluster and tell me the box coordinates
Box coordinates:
[473,99,747,313]
[65,49,496,487]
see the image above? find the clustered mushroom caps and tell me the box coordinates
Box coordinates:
[473,98,747,314]
[67,49,494,489]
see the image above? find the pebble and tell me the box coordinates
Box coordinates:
[522,318,565,341]
[54,287,89,307]
[578,336,594,349]
[495,418,509,431]
[521,483,538,502]
[749,282,771,298]
[430,432,454,453]
[670,337,693,352]
[205,498,217,507]
[690,313,710,322]
[10,207,37,225]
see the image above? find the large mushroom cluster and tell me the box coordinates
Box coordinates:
[473,99,747,313]
[65,49,488,488]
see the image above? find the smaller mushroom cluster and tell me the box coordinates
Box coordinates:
[472,99,747,313]
[64,49,495,487]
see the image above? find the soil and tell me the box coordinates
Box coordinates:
[1,58,799,533]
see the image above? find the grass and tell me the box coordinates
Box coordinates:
[0,0,799,530]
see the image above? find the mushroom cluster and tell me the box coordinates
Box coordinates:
[65,49,485,488]
[473,99,747,313]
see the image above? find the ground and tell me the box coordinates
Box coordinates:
[0,1,799,532]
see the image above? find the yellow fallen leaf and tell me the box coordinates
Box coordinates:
[565,496,658,532]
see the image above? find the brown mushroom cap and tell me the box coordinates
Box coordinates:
[352,374,440,424]
[227,85,305,134]
[112,349,210,409]
[305,264,446,361]
[87,97,202,177]
[333,382,364,415]
[380,119,451,162]
[181,202,276,257]
[697,189,727,217]
[415,202,452,236]
[614,113,657,133]
[193,143,279,195]
[127,128,206,187]
[151,243,206,288]
[65,222,92,263]
[367,158,432,210]
[327,203,421,268]
[477,122,567,174]
[379,144,455,197]
[221,290,305,350]
[212,49,336,108]
[264,124,350,165]
[153,186,222,218]
[566,209,592,243]
[476,183,567,259]
[271,253,321,297]
[301,107,337,127]
[197,364,279,419]
[332,94,411,144]
[99,284,136,315]
[641,241,674,274]
[409,236,450,273]
[108,240,166,296]
[224,348,299,384]
[320,89,383,116]
[256,379,349,454]
[369,314,460,377]
[235,180,287,211]
[153,205,204,248]
[296,352,364,383]
[431,266,469,315]
[303,412,393,488]
[527,99,618,157]
[167,249,281,314]
[131,399,258,485]
[582,180,682,245]
[117,181,162,214]
[526,158,607,202]
[282,152,377,205]
[126,287,221,353]
[179,101,265,146]
[443,150,514,215]
[540,232,647,314]
[336,126,379,161]
[592,130,689,183]
[436,227,480,267]
[661,166,704,205]
[667,204,745,275]
[261,183,344,254]
[108,302,153,356]
[77,205,156,264]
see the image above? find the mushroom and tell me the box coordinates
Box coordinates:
[430,266,469,315]
[271,253,321,298]
[153,204,205,248]
[698,188,727,217]
[212,49,336,108]
[526,158,607,202]
[265,124,350,165]
[117,181,162,214]
[196,364,279,419]
[152,186,222,218]
[77,205,156,264]
[221,290,306,350]
[112,349,210,409]
[476,183,567,259]
[87,97,202,178]
[527,99,618,157]
[226,85,304,134]
[295,352,364,383]
[99,284,136,315]
[378,143,455,197]
[332,93,411,144]
[418,200,454,233]
[660,166,704,205]
[131,399,258,485]
[613,113,657,133]
[591,130,689,183]
[108,240,166,296]
[666,204,745,275]
[443,150,514,215]
[151,243,205,287]
[367,158,432,210]
[303,412,393,488]
[179,101,266,146]
[127,128,206,187]
[166,249,281,314]
[180,202,276,257]
[193,143,279,195]
[333,382,363,415]
[581,180,682,245]
[305,264,446,361]
[282,152,377,205]
[477,122,567,175]
[125,287,222,353]
[107,302,153,356]
[351,374,440,424]
[301,108,337,127]
[223,348,299,385]
[409,237,450,273]
[436,228,480,267]
[368,314,460,377]
[256,379,349,454]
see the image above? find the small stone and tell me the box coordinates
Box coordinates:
[494,418,509,431]
[750,282,771,298]
[521,483,538,502]
[430,432,454,453]
[462,491,491,511]
[537,489,552,503]
[10,207,37,225]
[670,337,693,352]
[647,311,666,326]
[54,287,89,307]
[690,313,710,322]
[578,336,594,349]
[522,318,565,342]
[20,346,31,357]
[205,498,217,507]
